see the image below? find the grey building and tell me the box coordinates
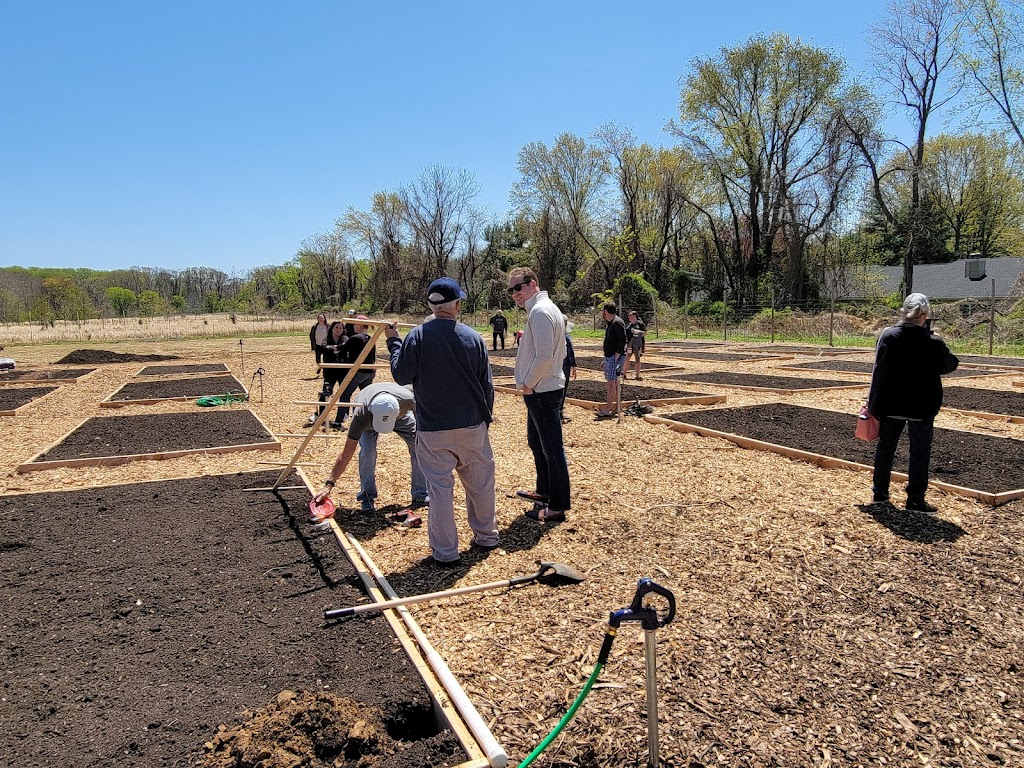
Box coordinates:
[838,257,1024,300]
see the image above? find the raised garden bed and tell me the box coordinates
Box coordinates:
[648,402,1024,503]
[495,378,725,409]
[0,470,469,768]
[649,350,788,362]
[643,340,725,349]
[18,410,279,472]
[136,363,231,376]
[956,354,1024,370]
[649,370,867,393]
[732,345,866,355]
[0,386,58,415]
[56,349,180,364]
[101,375,248,407]
[941,385,1024,423]
[571,356,682,372]
[778,359,1008,379]
[0,368,96,385]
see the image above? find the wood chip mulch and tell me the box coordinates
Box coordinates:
[1,336,1022,767]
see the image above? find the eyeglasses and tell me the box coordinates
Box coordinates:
[508,280,530,294]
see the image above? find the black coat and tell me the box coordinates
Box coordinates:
[867,322,959,420]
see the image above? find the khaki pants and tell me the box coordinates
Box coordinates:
[416,423,499,562]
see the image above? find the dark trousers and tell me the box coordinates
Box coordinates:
[493,331,505,350]
[559,363,571,418]
[318,371,374,422]
[524,389,571,512]
[872,416,934,503]
[313,348,323,375]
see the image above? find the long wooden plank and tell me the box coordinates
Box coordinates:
[643,413,1024,505]
[943,407,1024,425]
[17,439,281,473]
[644,375,867,394]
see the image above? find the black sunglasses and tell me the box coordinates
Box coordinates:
[508,280,530,294]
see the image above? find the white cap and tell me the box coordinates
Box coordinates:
[902,293,930,320]
[368,394,400,433]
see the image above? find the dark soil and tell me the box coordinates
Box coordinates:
[661,402,1024,494]
[0,386,57,413]
[650,350,785,362]
[0,368,95,383]
[782,360,1006,378]
[942,385,1024,418]
[32,410,275,463]
[108,376,247,402]
[55,349,181,364]
[733,345,866,355]
[138,364,230,376]
[486,348,519,358]
[0,471,464,768]
[643,340,725,347]
[957,353,1024,369]
[651,371,867,391]
[564,378,714,403]
[572,356,681,372]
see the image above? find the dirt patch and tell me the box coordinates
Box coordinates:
[643,340,725,348]
[560,378,716,403]
[29,409,275,464]
[781,359,1006,379]
[942,386,1024,418]
[55,349,181,364]
[650,350,784,362]
[0,471,463,768]
[0,368,95,384]
[650,371,866,391]
[572,356,682,372]
[107,375,247,403]
[137,363,230,376]
[0,386,57,413]
[957,354,1024,369]
[661,402,1024,494]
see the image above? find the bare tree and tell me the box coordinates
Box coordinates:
[400,165,480,279]
[958,0,1024,145]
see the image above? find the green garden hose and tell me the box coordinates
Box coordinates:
[195,391,249,407]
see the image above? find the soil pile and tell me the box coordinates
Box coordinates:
[200,690,460,768]
[55,349,180,364]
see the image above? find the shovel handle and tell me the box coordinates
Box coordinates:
[324,577,514,619]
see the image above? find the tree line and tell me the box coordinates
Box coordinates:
[3,0,1021,324]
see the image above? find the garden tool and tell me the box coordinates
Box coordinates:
[238,338,245,374]
[250,367,265,402]
[324,560,584,620]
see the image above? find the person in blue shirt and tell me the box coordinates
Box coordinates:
[385,278,500,566]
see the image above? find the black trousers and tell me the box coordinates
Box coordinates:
[872,416,933,503]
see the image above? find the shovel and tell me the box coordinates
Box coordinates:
[324,560,585,620]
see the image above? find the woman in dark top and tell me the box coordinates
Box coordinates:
[309,314,329,376]
[308,321,348,427]
[867,293,958,515]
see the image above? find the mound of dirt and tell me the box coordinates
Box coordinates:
[199,690,459,768]
[55,349,181,364]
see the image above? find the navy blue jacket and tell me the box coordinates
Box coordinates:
[868,322,959,420]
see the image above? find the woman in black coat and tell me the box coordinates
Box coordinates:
[867,293,958,515]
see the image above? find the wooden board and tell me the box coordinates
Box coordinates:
[134,363,232,377]
[647,372,867,394]
[493,383,726,408]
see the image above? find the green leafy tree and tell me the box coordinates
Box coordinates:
[105,286,137,317]
[957,0,1023,145]
[137,290,165,317]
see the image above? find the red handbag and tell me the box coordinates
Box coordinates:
[855,405,880,441]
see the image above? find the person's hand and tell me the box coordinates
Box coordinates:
[522,385,533,395]
[385,323,399,340]
[314,487,332,503]
[570,367,577,380]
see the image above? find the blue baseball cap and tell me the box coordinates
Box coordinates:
[426,277,467,305]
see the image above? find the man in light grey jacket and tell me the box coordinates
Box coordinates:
[508,267,570,523]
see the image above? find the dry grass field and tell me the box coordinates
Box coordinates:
[2,332,1022,767]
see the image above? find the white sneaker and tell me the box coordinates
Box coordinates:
[306,413,317,426]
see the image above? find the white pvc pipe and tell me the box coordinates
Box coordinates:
[346,534,508,768]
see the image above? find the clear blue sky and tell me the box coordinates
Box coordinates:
[0,0,893,274]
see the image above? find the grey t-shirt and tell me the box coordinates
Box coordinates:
[346,381,416,439]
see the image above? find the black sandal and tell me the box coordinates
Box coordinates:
[525,507,565,523]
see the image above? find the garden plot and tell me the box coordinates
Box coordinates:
[778,359,1008,379]
[648,402,1024,503]
[495,378,725,409]
[101,374,248,407]
[0,386,58,415]
[572,355,683,372]
[0,471,469,768]
[941,385,1024,423]
[650,350,788,362]
[732,345,867,355]
[56,349,180,364]
[956,354,1024,370]
[0,367,96,385]
[649,370,867,393]
[18,409,279,472]
[643,340,726,349]
[135,362,231,376]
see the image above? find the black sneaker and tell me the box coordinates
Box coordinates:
[906,499,939,516]
[422,555,463,569]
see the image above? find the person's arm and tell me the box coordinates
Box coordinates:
[387,328,417,386]
[314,436,359,502]
[523,312,560,392]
